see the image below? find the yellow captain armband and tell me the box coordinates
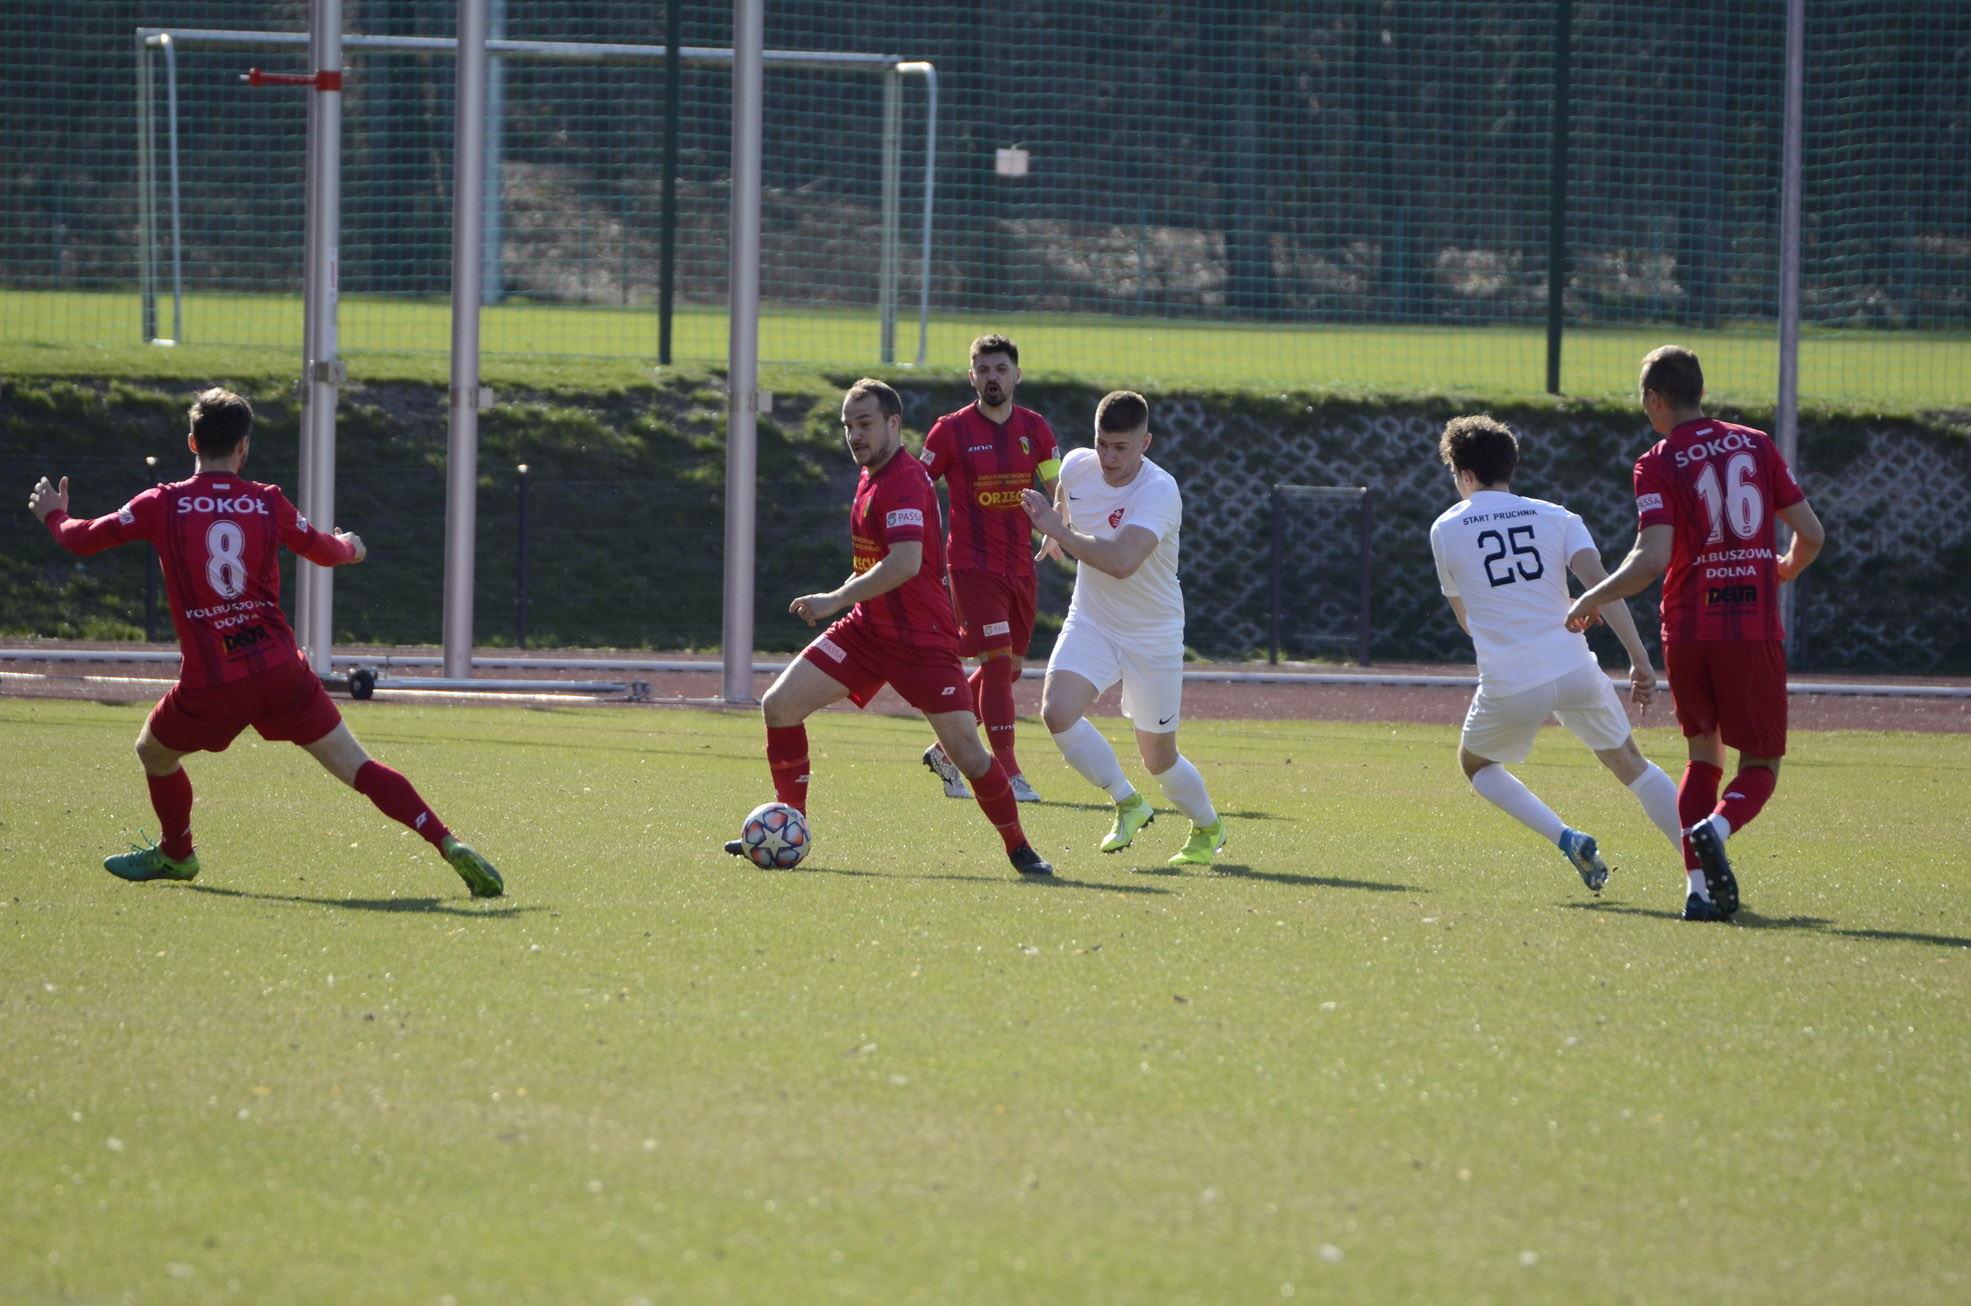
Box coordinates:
[1035,457,1061,482]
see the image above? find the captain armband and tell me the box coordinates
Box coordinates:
[1035,457,1061,482]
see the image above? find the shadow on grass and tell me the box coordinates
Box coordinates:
[1202,862,1425,893]
[185,884,539,919]
[917,872,1173,895]
[1566,901,1971,949]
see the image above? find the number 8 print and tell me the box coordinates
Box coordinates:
[206,519,248,599]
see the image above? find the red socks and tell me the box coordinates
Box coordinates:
[1678,760,1724,869]
[354,761,451,849]
[970,758,1027,852]
[147,767,195,861]
[1716,765,1777,836]
[974,655,1021,776]
[766,725,811,814]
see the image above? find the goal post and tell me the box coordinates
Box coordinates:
[132,26,939,365]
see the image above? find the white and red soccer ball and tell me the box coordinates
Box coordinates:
[739,802,810,869]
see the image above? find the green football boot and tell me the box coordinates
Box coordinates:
[441,835,505,899]
[1166,816,1228,868]
[1099,792,1156,853]
[103,837,200,883]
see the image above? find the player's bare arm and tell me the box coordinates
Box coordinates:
[790,541,924,626]
[1033,480,1067,563]
[1567,524,1673,631]
[28,475,69,522]
[1019,489,1158,579]
[1568,547,1656,707]
[1775,499,1826,583]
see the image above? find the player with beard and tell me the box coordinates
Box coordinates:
[728,378,1053,878]
[916,334,1060,803]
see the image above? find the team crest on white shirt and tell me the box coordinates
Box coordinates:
[1108,507,1126,529]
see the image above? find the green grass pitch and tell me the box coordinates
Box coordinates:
[3,698,1968,1303]
[4,288,1966,411]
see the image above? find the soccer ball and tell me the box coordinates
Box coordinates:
[739,802,810,869]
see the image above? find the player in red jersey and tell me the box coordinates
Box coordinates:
[725,378,1053,877]
[915,334,1061,804]
[27,388,502,897]
[1568,347,1824,922]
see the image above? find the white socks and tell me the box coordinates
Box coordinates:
[1626,763,1684,850]
[1151,755,1217,826]
[1051,720,1134,802]
[1469,764,1566,845]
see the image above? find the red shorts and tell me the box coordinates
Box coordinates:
[948,568,1037,658]
[1665,639,1788,757]
[801,612,975,715]
[148,655,344,755]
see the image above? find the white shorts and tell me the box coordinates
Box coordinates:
[1047,616,1184,731]
[1461,662,1632,764]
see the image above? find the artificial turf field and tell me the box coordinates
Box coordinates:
[2,698,1967,1304]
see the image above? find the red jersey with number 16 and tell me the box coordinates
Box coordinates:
[920,403,1060,576]
[41,471,356,687]
[849,450,960,651]
[1632,418,1805,644]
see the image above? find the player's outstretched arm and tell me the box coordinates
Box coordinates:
[1776,499,1825,582]
[789,542,924,626]
[28,475,69,522]
[1567,525,1672,632]
[1569,547,1656,706]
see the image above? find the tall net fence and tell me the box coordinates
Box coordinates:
[2,1,1965,406]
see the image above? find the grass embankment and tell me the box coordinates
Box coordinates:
[2,700,1967,1303]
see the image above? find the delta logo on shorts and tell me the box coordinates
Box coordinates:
[1109,507,1127,529]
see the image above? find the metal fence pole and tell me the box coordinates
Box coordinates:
[144,455,160,642]
[136,34,157,342]
[721,0,763,702]
[481,0,506,306]
[163,34,185,343]
[658,0,681,366]
[443,0,489,680]
[1545,0,1573,395]
[1358,488,1374,666]
[295,0,344,675]
[879,66,901,365]
[1269,485,1284,665]
[515,463,530,649]
[1776,0,1805,656]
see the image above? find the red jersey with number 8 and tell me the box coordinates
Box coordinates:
[42,472,355,687]
[1632,418,1805,644]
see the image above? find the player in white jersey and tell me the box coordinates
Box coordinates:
[1430,415,1684,893]
[1019,391,1226,867]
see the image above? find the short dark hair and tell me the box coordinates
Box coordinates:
[969,334,1018,366]
[1639,345,1704,408]
[1438,415,1519,487]
[842,377,902,422]
[189,388,254,458]
[1095,390,1149,434]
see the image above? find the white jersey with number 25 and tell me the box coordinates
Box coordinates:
[1430,490,1600,697]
